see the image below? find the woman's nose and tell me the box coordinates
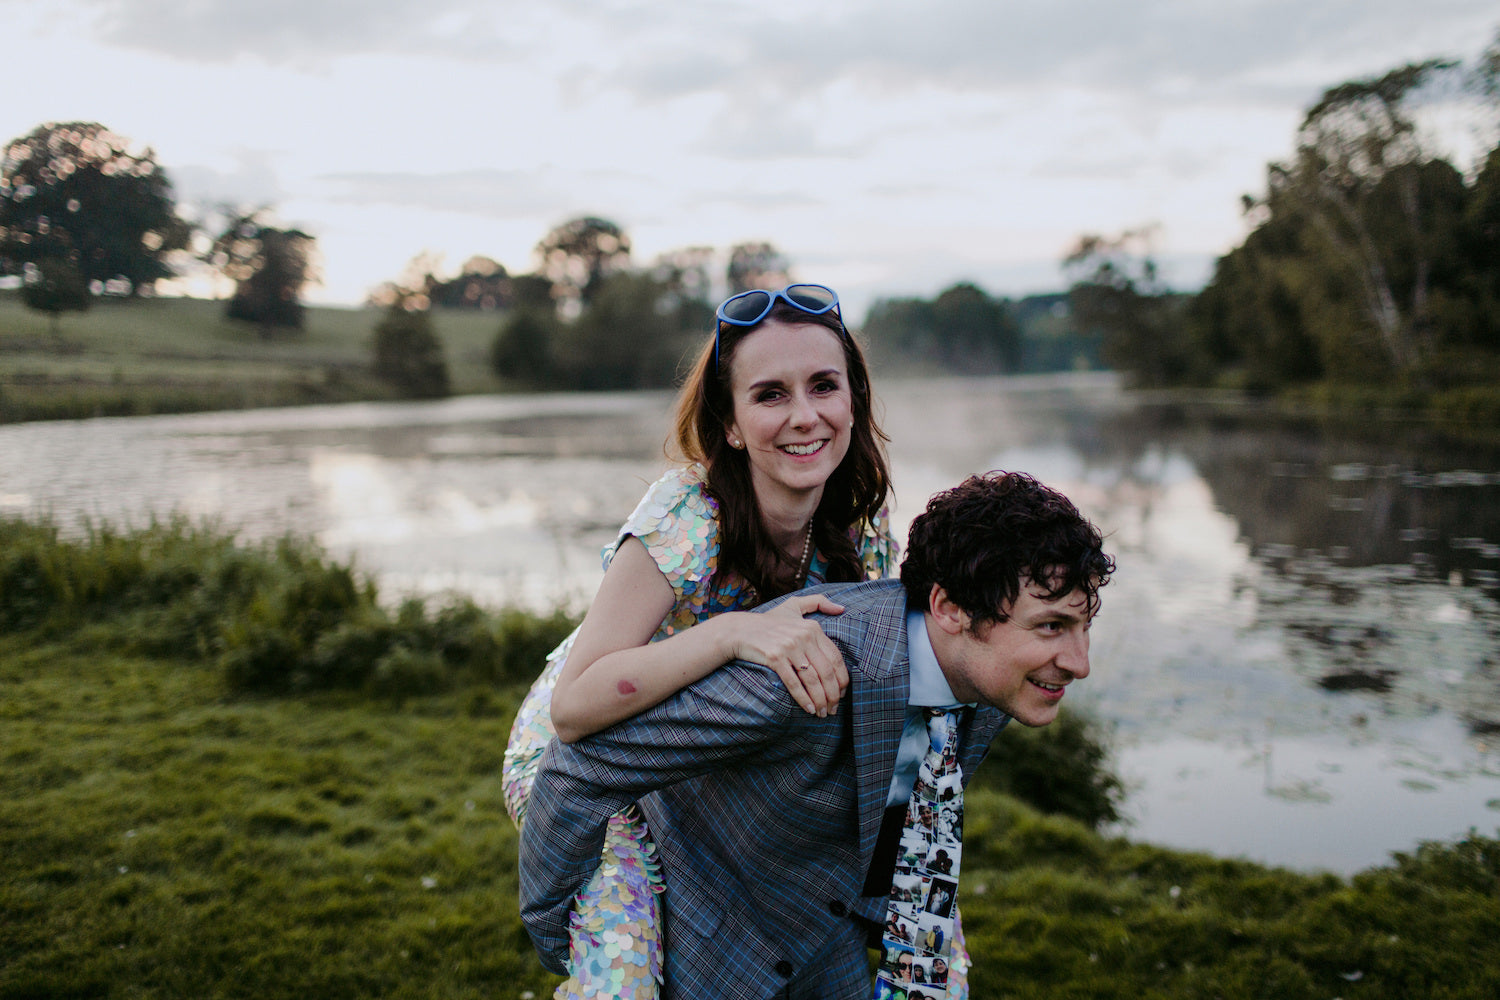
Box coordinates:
[789,393,817,427]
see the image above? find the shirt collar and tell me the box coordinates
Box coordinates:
[905,609,969,708]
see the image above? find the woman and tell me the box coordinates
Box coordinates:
[503,284,969,998]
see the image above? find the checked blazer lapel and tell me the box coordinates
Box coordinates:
[835,582,916,867]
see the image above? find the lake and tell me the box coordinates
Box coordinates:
[3,372,1498,875]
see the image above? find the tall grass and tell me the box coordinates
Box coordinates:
[0,516,576,699]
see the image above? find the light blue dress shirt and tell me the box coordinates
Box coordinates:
[884,609,972,807]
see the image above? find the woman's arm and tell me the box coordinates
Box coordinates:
[548,537,849,743]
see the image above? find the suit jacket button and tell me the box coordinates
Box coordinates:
[774,960,794,977]
[828,901,847,916]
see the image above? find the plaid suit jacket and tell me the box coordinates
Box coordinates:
[518,578,1009,1000]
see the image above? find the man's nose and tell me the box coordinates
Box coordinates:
[1060,630,1090,679]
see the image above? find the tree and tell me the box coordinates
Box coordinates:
[1064,229,1193,387]
[491,307,560,387]
[21,257,90,336]
[931,282,1021,372]
[372,253,514,311]
[209,209,316,336]
[726,241,792,294]
[372,303,450,398]
[863,283,1020,373]
[862,296,939,366]
[0,122,189,295]
[427,255,509,310]
[553,271,699,389]
[534,216,631,313]
[1264,60,1465,379]
[649,246,717,336]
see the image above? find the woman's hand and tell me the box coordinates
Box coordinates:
[732,595,849,717]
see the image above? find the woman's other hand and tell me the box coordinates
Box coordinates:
[735,595,849,717]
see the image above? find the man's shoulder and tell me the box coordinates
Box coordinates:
[762,577,908,615]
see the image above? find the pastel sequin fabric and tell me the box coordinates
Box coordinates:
[502,464,897,999]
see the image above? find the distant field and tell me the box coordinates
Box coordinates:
[0,293,514,422]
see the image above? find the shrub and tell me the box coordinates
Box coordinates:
[0,515,580,699]
[491,308,558,387]
[372,306,450,398]
[971,708,1124,829]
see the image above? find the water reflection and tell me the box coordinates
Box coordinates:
[2,376,1498,873]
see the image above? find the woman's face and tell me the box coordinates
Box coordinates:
[724,318,854,509]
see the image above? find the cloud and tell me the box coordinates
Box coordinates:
[58,0,1495,94]
[606,0,1497,107]
[170,149,287,209]
[318,167,573,217]
[67,0,539,65]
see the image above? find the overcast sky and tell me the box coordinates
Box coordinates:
[5,0,1497,320]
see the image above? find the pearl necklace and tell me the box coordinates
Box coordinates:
[793,520,814,583]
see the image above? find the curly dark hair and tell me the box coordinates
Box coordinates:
[900,471,1114,628]
[671,299,892,599]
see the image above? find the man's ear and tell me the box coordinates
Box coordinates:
[927,584,969,637]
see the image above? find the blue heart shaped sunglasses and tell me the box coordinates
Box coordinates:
[714,283,842,369]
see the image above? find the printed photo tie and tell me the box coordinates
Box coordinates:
[873,708,962,999]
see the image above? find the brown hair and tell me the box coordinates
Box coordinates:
[670,300,892,600]
[900,471,1115,628]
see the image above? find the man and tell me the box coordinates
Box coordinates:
[520,471,1114,999]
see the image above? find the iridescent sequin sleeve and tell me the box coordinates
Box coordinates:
[858,505,900,580]
[603,465,751,638]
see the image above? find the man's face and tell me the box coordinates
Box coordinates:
[932,578,1094,727]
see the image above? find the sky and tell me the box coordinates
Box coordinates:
[5,0,1497,322]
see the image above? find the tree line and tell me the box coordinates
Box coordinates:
[0,122,314,338]
[1065,32,1500,426]
[10,25,1498,418]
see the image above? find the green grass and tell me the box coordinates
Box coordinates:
[1,636,547,1000]
[4,517,1500,998]
[0,293,515,422]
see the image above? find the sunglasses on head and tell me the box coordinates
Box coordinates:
[714,283,842,368]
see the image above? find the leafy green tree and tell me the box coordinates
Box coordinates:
[372,303,449,398]
[1456,144,1500,353]
[1262,60,1467,380]
[426,255,508,310]
[0,122,189,295]
[862,296,935,362]
[932,282,1021,371]
[863,283,1020,374]
[21,257,91,336]
[535,216,631,313]
[210,209,316,336]
[1184,202,1327,391]
[1064,229,1193,387]
[554,271,699,389]
[1189,36,1500,394]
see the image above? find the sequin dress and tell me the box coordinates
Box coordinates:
[503,465,897,999]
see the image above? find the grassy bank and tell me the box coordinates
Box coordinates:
[3,520,1499,998]
[0,293,511,423]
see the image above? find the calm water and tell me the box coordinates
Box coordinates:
[4,373,1499,875]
